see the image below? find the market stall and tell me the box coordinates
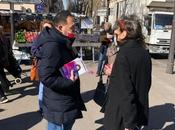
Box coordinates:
[15,21,39,44]
[13,13,54,61]
[14,13,101,62]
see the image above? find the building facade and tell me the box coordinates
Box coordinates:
[0,3,35,13]
[97,0,169,25]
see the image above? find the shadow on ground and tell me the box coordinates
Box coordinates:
[8,75,34,87]
[8,85,38,102]
[81,89,95,103]
[95,115,104,130]
[96,126,105,130]
[94,103,175,130]
[143,103,175,130]
[5,80,39,102]
[0,111,42,130]
[0,109,5,112]
[151,54,168,59]
[82,88,106,130]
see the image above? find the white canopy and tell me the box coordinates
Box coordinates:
[81,17,93,29]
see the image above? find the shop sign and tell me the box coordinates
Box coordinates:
[36,3,45,13]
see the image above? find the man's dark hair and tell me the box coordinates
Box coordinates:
[54,10,73,26]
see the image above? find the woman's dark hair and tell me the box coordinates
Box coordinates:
[39,19,54,31]
[117,15,145,47]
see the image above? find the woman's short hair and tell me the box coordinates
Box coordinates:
[117,15,145,47]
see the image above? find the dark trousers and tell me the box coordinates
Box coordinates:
[0,67,12,92]
[0,67,6,97]
[96,53,107,75]
[0,85,5,98]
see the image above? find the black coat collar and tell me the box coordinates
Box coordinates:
[119,39,142,48]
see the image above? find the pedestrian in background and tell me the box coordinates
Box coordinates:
[0,26,22,103]
[104,15,152,130]
[35,11,86,130]
[106,21,119,66]
[0,25,21,103]
[31,19,54,114]
[96,22,113,76]
[0,26,11,103]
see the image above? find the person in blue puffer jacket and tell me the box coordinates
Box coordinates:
[31,19,53,114]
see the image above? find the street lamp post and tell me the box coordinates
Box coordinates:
[166,0,175,74]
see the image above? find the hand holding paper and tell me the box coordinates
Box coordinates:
[60,58,88,79]
[70,70,78,81]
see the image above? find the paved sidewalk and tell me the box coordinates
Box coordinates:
[0,59,175,130]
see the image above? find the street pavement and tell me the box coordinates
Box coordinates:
[0,58,175,130]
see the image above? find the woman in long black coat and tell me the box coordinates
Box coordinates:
[103,15,152,130]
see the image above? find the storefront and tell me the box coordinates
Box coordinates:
[14,13,54,44]
[0,0,46,61]
[12,12,56,61]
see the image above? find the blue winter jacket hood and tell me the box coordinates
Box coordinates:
[31,27,74,58]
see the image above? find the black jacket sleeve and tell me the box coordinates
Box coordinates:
[115,55,137,129]
[39,42,74,90]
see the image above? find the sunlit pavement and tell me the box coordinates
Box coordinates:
[0,59,175,130]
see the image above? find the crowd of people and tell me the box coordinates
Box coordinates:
[0,10,152,130]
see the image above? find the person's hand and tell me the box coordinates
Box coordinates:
[104,64,113,76]
[70,70,78,81]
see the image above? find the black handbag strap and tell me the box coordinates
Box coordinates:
[99,74,103,83]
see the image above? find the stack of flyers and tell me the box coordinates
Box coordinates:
[59,58,88,79]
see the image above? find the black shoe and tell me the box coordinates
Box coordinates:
[0,97,9,104]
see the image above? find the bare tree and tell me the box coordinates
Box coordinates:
[106,0,110,22]
[92,0,101,17]
[122,0,129,17]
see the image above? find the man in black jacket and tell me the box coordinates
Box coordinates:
[35,11,86,130]
[0,26,9,103]
[0,25,21,103]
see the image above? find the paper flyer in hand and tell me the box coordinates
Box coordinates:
[59,58,88,79]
